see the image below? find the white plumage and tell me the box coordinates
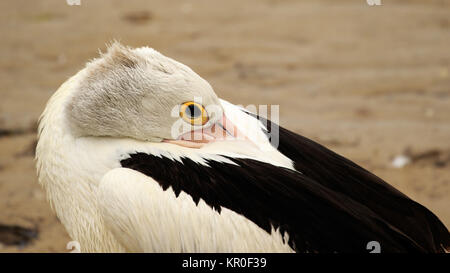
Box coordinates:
[36,44,293,252]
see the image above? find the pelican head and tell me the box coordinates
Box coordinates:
[67,42,234,146]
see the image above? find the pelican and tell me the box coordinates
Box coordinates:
[36,43,450,253]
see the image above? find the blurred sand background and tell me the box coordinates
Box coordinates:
[0,0,449,252]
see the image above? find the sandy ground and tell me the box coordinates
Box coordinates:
[0,0,449,252]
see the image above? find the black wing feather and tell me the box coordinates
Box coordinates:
[121,151,446,252]
[252,113,450,252]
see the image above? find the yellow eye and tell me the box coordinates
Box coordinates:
[179,102,209,126]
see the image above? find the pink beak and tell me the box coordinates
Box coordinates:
[163,114,245,149]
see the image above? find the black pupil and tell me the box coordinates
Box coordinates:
[185,104,201,119]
